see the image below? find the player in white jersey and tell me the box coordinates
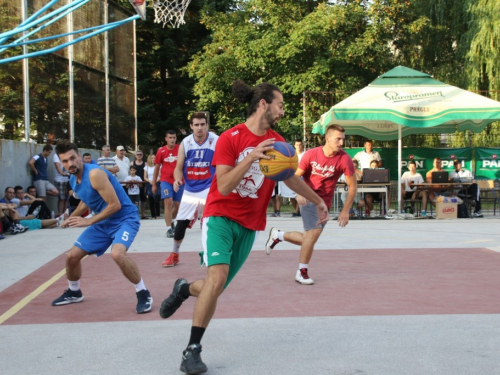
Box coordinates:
[162,112,219,267]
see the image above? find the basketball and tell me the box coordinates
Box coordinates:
[259,142,298,181]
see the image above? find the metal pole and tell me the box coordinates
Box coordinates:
[22,0,30,142]
[67,0,75,142]
[133,19,138,150]
[104,0,110,145]
[302,91,306,150]
[397,125,402,214]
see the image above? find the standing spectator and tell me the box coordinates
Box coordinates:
[51,141,152,314]
[152,130,183,238]
[82,153,97,164]
[53,151,70,215]
[161,112,218,267]
[295,139,305,160]
[158,80,328,374]
[270,183,281,217]
[28,144,59,201]
[144,154,161,219]
[124,166,142,210]
[97,145,119,176]
[354,140,382,169]
[130,150,147,219]
[113,145,130,193]
[265,124,356,285]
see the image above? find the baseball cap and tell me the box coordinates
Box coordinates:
[116,145,125,151]
[453,159,461,165]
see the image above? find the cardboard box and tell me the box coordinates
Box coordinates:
[436,202,458,219]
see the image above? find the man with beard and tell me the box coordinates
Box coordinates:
[51,141,152,314]
[158,80,329,374]
[161,112,218,267]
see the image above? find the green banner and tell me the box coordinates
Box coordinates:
[475,148,500,179]
[343,147,472,180]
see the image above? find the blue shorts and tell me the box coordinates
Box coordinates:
[160,181,184,202]
[74,216,140,257]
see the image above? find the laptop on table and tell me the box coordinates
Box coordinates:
[431,171,449,184]
[362,169,390,184]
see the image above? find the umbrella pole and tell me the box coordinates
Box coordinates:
[398,126,402,214]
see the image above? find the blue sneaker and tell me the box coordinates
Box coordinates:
[136,289,153,314]
[52,289,84,306]
[0,234,5,240]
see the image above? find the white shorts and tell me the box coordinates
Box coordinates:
[278,181,296,199]
[176,188,209,221]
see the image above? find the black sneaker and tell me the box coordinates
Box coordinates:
[159,278,187,319]
[180,344,207,374]
[136,289,153,314]
[52,289,84,306]
[166,227,174,238]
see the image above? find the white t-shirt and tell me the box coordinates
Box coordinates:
[144,165,156,182]
[12,197,29,217]
[124,176,142,195]
[449,169,473,180]
[401,171,424,192]
[354,150,381,170]
[53,153,69,183]
[113,156,130,186]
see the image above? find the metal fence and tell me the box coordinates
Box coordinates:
[0,0,136,150]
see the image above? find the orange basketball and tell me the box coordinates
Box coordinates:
[259,142,298,181]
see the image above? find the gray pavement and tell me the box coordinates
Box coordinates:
[1,214,499,374]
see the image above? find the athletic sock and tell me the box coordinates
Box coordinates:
[68,279,81,291]
[277,231,285,241]
[133,278,146,292]
[188,326,206,346]
[299,263,308,270]
[172,241,181,254]
[179,282,191,299]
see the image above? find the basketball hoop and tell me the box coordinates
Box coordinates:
[153,0,192,28]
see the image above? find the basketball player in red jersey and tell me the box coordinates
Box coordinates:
[158,80,329,374]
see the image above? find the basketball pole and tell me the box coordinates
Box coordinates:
[22,0,30,142]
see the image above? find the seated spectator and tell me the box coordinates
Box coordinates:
[401,161,428,216]
[0,193,29,234]
[339,158,365,216]
[20,186,53,219]
[449,159,482,218]
[425,157,447,204]
[124,166,143,210]
[28,144,59,201]
[364,160,384,214]
[82,152,98,164]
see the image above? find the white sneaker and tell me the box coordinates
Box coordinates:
[295,268,314,285]
[472,211,483,218]
[265,227,281,255]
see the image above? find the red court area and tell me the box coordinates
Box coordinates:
[2,248,500,325]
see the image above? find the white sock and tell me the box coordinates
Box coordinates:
[299,263,308,270]
[172,241,181,254]
[134,278,146,292]
[68,279,80,291]
[277,231,285,241]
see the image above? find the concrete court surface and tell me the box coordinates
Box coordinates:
[1,214,500,375]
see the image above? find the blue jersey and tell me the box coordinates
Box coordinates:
[70,164,138,219]
[182,132,218,193]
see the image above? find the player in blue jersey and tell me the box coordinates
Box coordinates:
[161,112,219,267]
[51,141,153,314]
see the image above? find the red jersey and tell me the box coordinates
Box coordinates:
[298,147,354,209]
[203,123,284,231]
[154,144,180,184]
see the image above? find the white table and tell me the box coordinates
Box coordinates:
[333,183,390,217]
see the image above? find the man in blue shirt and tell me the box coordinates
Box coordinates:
[51,141,153,314]
[28,144,59,201]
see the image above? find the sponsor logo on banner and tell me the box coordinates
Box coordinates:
[384,90,445,103]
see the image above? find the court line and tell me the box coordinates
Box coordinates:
[0,256,87,325]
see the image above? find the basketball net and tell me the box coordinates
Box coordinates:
[153,0,192,28]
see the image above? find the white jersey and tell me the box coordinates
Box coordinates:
[182,132,219,193]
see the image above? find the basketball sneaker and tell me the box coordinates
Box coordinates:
[265,227,281,255]
[162,253,179,267]
[295,268,314,285]
[159,278,188,319]
[166,227,174,238]
[136,289,153,314]
[180,344,207,374]
[52,289,84,306]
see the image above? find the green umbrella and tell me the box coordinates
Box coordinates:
[311,66,500,213]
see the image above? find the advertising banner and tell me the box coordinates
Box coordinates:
[475,148,500,179]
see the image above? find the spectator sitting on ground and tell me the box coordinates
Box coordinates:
[449,159,483,218]
[97,145,119,176]
[354,140,382,169]
[339,158,365,216]
[425,157,446,204]
[401,161,428,216]
[24,185,52,219]
[0,189,29,234]
[83,152,98,164]
[28,144,59,201]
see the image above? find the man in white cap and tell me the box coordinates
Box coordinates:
[113,145,130,193]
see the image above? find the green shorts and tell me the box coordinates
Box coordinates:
[201,216,258,288]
